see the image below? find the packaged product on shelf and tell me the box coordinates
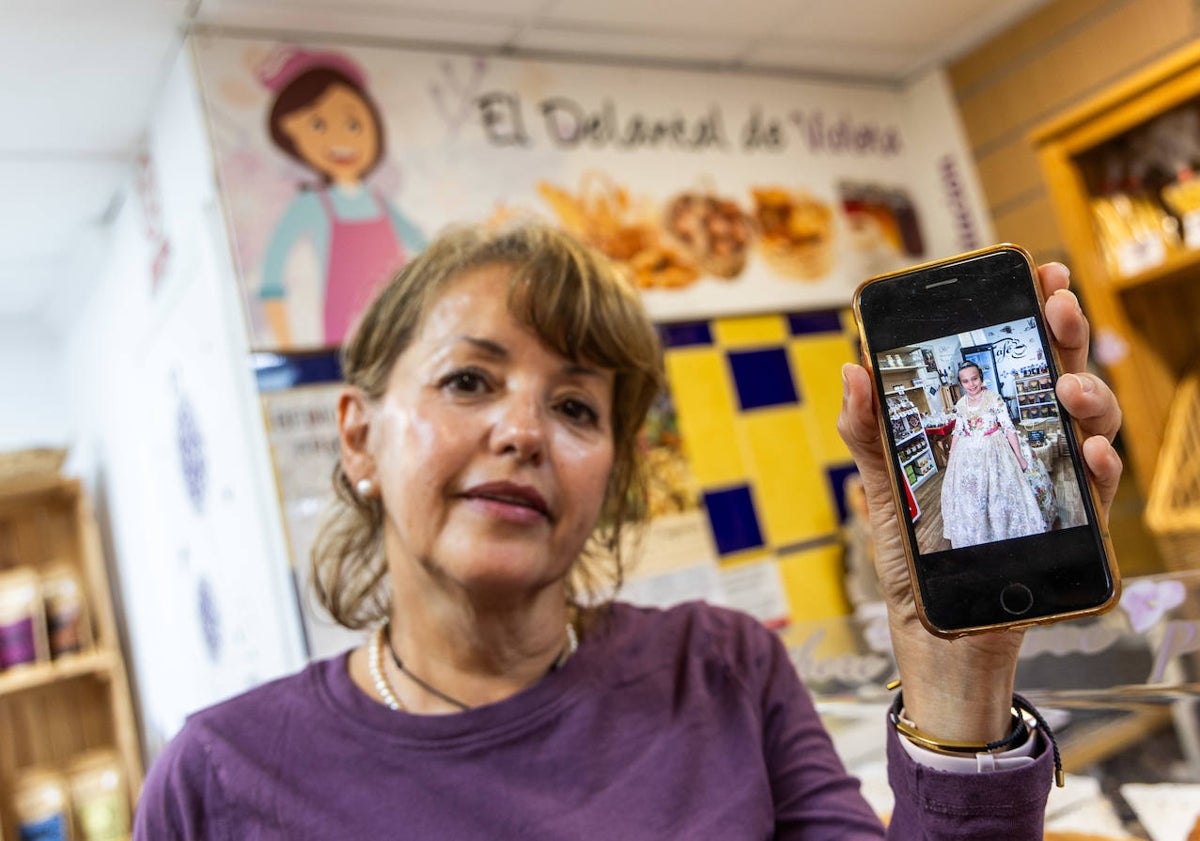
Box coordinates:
[13,769,70,841]
[69,750,131,841]
[41,564,91,659]
[0,566,45,670]
[1161,169,1200,247]
[1090,180,1178,277]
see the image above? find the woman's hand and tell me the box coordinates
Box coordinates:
[836,262,1123,742]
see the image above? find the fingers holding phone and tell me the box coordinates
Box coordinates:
[852,245,1120,637]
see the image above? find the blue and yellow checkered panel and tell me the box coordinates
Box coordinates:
[660,309,859,623]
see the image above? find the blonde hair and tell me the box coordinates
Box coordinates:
[311,222,666,629]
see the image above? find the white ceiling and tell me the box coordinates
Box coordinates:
[0,0,1049,336]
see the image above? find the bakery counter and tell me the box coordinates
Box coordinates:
[785,570,1200,839]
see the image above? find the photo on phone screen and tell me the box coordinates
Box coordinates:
[874,315,1088,556]
[854,245,1117,635]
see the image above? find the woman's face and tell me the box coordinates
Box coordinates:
[959,366,984,396]
[368,264,616,600]
[280,83,378,185]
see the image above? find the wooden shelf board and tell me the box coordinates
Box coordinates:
[0,648,115,699]
[1109,246,1200,292]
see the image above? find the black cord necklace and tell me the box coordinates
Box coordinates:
[382,621,578,712]
[384,626,471,711]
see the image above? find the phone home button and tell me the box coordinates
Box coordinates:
[1000,583,1034,616]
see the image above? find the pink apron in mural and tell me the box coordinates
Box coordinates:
[318,190,405,345]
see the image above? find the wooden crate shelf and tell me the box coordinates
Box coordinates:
[0,471,140,840]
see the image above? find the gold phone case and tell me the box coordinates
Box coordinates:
[851,243,1121,638]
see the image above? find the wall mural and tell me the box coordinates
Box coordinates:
[192,36,979,351]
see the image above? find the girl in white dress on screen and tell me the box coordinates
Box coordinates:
[941,362,1046,548]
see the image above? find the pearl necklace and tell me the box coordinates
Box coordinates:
[368,625,405,711]
[368,621,579,712]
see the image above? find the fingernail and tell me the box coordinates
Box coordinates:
[841,363,852,398]
[1052,288,1082,312]
[1049,261,1070,279]
[1067,373,1094,393]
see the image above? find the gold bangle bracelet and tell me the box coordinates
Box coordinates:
[886,680,1065,786]
[891,710,1027,754]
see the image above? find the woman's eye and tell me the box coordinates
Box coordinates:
[441,370,489,394]
[559,398,600,426]
[347,117,361,132]
[311,117,326,132]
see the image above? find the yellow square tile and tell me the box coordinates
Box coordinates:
[664,348,744,486]
[712,315,788,347]
[739,407,838,546]
[788,335,857,464]
[778,542,851,622]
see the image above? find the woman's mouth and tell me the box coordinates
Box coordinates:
[461,482,552,523]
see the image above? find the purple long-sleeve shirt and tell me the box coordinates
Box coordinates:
[134,601,1052,839]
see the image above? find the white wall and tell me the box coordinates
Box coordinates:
[0,320,70,451]
[63,44,305,762]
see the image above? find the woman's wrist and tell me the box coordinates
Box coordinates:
[889,617,1023,743]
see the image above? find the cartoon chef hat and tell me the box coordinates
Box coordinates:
[256,45,367,92]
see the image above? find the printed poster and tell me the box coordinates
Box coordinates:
[192,35,983,351]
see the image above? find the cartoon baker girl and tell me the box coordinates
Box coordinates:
[257,47,425,348]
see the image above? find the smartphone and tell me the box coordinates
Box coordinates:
[852,244,1119,637]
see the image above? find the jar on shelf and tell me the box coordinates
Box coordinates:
[69,750,131,841]
[13,769,70,841]
[42,564,91,659]
[0,566,45,670]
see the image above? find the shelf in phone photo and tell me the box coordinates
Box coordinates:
[909,465,937,490]
[879,364,921,372]
[895,430,925,448]
[900,449,929,469]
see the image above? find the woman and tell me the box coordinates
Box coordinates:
[135,225,1123,838]
[257,47,426,348]
[941,361,1049,548]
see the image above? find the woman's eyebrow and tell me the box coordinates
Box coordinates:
[456,336,606,381]
[457,336,507,358]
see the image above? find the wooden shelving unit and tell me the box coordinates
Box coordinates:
[1032,43,1200,499]
[0,474,140,839]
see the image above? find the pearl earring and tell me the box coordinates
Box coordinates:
[356,478,375,498]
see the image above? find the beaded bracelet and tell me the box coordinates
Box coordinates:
[886,680,1065,786]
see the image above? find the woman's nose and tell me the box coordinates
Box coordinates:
[490,395,545,463]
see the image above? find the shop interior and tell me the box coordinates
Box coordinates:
[877,317,1087,553]
[2,0,1200,838]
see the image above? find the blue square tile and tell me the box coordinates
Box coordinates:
[824,463,860,523]
[703,485,764,555]
[727,347,799,410]
[658,320,713,348]
[787,310,843,336]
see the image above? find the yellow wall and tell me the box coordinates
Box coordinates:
[947,0,1200,263]
[661,312,857,622]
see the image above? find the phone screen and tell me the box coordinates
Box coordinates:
[855,246,1117,634]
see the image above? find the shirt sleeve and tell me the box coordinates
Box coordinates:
[133,725,226,841]
[753,621,1053,839]
[885,721,1053,839]
[259,192,328,300]
[754,628,887,839]
[951,402,967,437]
[991,391,1017,430]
